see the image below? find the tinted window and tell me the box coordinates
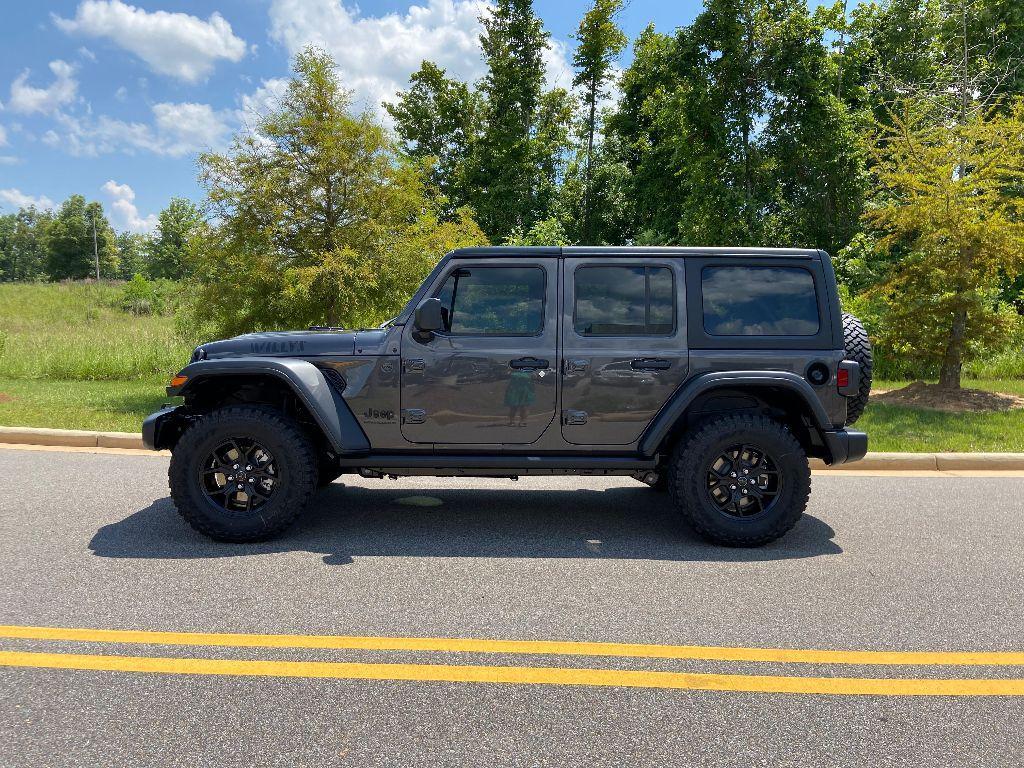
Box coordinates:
[574,266,675,336]
[437,267,545,335]
[702,266,819,336]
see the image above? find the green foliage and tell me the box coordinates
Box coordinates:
[114,231,149,281]
[385,61,484,218]
[147,198,202,280]
[463,0,571,242]
[505,217,570,246]
[0,207,53,281]
[864,98,1024,388]
[605,0,863,254]
[117,274,181,315]
[572,0,627,242]
[0,281,189,381]
[46,195,118,280]
[180,47,486,340]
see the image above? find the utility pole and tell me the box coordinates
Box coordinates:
[91,209,100,281]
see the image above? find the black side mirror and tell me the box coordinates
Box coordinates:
[414,297,444,335]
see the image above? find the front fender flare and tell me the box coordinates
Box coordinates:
[168,357,369,455]
[638,370,834,459]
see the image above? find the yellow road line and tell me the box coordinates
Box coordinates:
[2,624,1022,667]
[0,650,1020,696]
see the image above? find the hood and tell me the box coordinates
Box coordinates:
[195,328,393,360]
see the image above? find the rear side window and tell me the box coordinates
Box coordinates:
[574,266,675,336]
[702,266,819,336]
[437,266,545,335]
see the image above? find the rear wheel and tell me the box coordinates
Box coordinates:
[169,405,318,542]
[668,413,810,546]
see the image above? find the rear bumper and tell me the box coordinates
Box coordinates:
[822,429,868,465]
[142,405,187,451]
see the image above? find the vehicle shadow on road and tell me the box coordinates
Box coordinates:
[89,483,842,564]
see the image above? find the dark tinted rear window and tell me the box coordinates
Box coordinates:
[702,266,819,336]
[574,266,674,336]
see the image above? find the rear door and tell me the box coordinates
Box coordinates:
[560,257,688,445]
[400,259,559,445]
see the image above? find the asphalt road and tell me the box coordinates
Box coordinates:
[0,446,1022,767]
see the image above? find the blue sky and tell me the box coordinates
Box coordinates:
[0,0,713,231]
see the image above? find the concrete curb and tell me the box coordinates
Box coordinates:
[2,425,1024,470]
[0,426,146,450]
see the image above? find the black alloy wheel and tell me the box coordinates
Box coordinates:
[169,405,318,542]
[199,438,279,515]
[705,444,782,519]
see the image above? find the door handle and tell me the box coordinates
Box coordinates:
[509,357,550,370]
[631,358,671,371]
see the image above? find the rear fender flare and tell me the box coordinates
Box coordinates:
[639,371,833,458]
[172,357,369,455]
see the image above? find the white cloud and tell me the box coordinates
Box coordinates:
[153,102,231,154]
[267,0,574,118]
[236,77,289,126]
[114,86,128,101]
[0,125,7,146]
[0,157,19,166]
[54,0,247,83]
[8,60,78,115]
[102,179,157,232]
[78,46,96,62]
[49,101,231,157]
[0,189,55,211]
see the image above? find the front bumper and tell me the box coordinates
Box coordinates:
[822,429,868,465]
[142,405,187,451]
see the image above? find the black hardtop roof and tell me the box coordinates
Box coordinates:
[449,246,822,259]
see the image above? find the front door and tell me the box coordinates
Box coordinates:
[560,257,689,445]
[400,259,559,445]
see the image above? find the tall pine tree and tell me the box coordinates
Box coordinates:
[465,0,550,242]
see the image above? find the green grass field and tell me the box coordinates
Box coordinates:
[0,282,190,381]
[1,282,1022,450]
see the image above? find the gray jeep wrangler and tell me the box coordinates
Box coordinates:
[144,247,871,547]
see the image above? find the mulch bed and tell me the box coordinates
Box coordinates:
[872,381,1024,413]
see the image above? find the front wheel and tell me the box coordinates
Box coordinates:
[668,414,810,547]
[169,405,318,542]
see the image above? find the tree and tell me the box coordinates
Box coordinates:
[148,198,202,279]
[46,196,117,280]
[604,1,863,253]
[864,98,1024,389]
[182,47,485,339]
[114,231,151,280]
[7,207,53,281]
[571,0,627,242]
[0,214,16,281]
[385,61,483,217]
[464,0,551,241]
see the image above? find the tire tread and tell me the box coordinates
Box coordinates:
[169,405,317,542]
[669,413,810,547]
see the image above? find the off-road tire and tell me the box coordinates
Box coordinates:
[668,414,811,547]
[842,312,873,425]
[169,405,318,542]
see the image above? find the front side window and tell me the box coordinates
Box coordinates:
[574,266,675,336]
[436,266,545,335]
[702,266,819,336]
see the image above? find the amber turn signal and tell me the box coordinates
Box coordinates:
[170,375,189,388]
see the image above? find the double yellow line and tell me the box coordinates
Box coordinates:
[2,624,1022,696]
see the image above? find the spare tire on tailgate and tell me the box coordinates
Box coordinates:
[841,312,873,425]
